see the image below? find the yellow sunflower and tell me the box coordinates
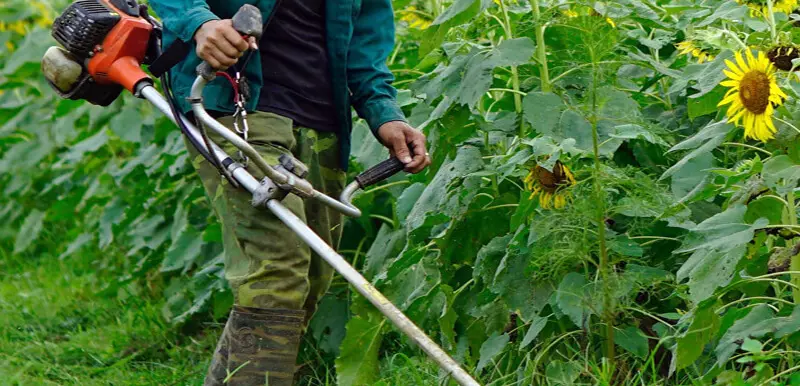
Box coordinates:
[677,40,715,63]
[718,50,788,142]
[736,0,799,15]
[398,6,432,30]
[560,6,616,28]
[524,161,576,209]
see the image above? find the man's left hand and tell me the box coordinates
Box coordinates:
[377,121,431,174]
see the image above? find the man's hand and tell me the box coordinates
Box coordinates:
[377,121,431,174]
[194,20,258,70]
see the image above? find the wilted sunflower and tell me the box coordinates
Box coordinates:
[524,161,576,209]
[718,50,788,142]
[676,40,715,63]
[736,0,799,15]
[767,45,800,71]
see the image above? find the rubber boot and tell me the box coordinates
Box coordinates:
[205,306,306,386]
[204,318,232,386]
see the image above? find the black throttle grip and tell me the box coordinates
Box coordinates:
[231,4,263,39]
[196,5,263,80]
[355,157,406,189]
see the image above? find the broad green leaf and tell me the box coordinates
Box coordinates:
[522,92,565,136]
[490,38,536,66]
[309,295,348,355]
[109,102,144,143]
[58,233,92,260]
[545,360,582,385]
[13,209,45,254]
[715,305,800,366]
[744,196,785,225]
[60,130,109,163]
[520,315,549,349]
[610,124,669,147]
[688,85,726,120]
[555,273,590,328]
[678,246,747,303]
[762,155,800,195]
[3,28,52,75]
[609,234,644,257]
[405,146,483,233]
[615,325,649,359]
[474,235,512,285]
[676,205,767,254]
[431,0,480,26]
[161,229,203,273]
[476,333,509,372]
[336,316,385,386]
[661,121,732,181]
[672,300,720,371]
[363,224,406,279]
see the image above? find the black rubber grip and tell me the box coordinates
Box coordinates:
[196,62,216,80]
[355,157,405,189]
[231,4,263,39]
[196,5,262,80]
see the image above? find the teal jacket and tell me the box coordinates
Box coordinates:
[147,0,406,169]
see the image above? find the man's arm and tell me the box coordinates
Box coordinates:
[348,0,431,173]
[148,0,253,70]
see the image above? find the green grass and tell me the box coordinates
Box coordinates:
[0,256,219,385]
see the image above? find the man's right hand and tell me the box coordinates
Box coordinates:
[194,20,257,70]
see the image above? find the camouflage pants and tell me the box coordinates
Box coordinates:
[186,111,345,320]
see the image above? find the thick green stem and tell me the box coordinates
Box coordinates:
[590,62,614,363]
[532,0,551,94]
[498,0,524,136]
[788,189,800,303]
[767,0,777,43]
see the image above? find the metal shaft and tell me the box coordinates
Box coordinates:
[267,200,480,386]
[140,85,480,386]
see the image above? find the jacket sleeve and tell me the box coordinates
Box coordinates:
[148,0,219,43]
[347,0,407,134]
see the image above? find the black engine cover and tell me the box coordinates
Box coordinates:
[52,0,120,60]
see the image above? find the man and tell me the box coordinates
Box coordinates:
[147,1,431,385]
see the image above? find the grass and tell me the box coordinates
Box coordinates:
[0,249,446,386]
[0,254,219,385]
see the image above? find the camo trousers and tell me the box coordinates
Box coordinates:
[186,111,345,321]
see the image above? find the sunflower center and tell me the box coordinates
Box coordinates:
[738,70,771,114]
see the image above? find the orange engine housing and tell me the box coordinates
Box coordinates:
[86,0,152,93]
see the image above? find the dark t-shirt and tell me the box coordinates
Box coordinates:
[257,0,338,132]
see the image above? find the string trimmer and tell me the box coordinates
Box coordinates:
[40,1,479,385]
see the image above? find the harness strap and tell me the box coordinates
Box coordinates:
[148,39,191,78]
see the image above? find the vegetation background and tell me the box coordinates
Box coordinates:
[1,0,800,385]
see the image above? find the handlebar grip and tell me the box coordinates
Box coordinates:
[232,4,263,39]
[196,5,263,80]
[355,157,406,189]
[197,62,216,81]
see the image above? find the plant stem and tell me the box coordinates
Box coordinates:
[788,189,800,304]
[498,0,525,136]
[767,0,777,43]
[532,0,551,94]
[590,59,614,362]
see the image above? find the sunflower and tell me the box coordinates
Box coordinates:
[676,40,715,63]
[718,50,788,142]
[560,6,616,28]
[736,0,799,15]
[398,6,432,30]
[767,45,800,71]
[524,161,576,209]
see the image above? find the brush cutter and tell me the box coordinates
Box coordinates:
[40,1,479,385]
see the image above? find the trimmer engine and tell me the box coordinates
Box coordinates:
[42,0,155,106]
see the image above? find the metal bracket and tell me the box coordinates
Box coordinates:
[251,176,285,208]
